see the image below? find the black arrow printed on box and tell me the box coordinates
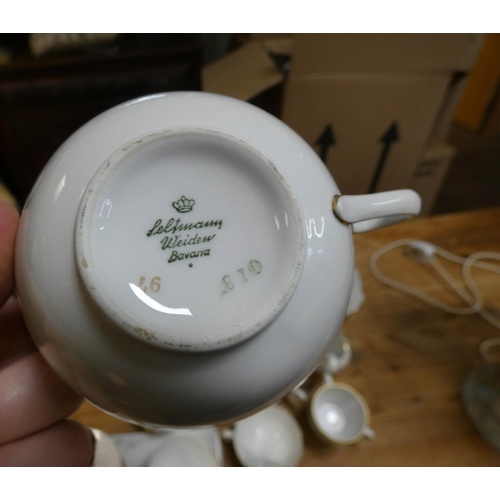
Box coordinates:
[369,121,400,193]
[315,124,336,164]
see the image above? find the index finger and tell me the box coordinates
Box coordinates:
[0,201,19,308]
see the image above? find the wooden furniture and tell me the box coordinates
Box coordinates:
[72,207,500,466]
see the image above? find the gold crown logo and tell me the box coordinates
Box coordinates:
[172,196,195,213]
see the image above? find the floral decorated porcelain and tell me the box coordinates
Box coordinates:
[15,92,420,427]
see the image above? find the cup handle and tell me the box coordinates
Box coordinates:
[363,428,376,440]
[333,189,421,234]
[322,371,334,384]
[292,387,309,403]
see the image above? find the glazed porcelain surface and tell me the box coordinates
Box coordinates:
[15,92,420,427]
[111,428,224,467]
[146,434,219,467]
[318,331,353,375]
[309,382,371,444]
[232,405,303,467]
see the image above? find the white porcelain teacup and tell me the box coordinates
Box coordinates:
[223,405,303,467]
[15,91,421,428]
[309,382,374,444]
[290,373,374,445]
[111,427,224,467]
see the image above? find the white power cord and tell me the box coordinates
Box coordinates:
[369,240,500,359]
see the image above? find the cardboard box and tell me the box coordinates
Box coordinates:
[409,144,455,215]
[202,41,283,102]
[481,89,500,137]
[201,36,461,198]
[248,34,294,56]
[428,72,469,144]
[291,34,485,75]
[460,34,487,74]
[282,75,449,194]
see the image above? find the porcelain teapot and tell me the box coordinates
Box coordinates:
[15,92,420,428]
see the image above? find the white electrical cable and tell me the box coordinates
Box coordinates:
[462,251,500,331]
[369,240,500,360]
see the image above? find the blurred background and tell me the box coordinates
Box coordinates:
[0,33,498,215]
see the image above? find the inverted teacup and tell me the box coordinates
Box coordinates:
[15,91,421,427]
[111,426,224,467]
[224,405,304,467]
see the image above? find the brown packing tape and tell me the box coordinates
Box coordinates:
[454,34,500,132]
[482,87,500,137]
[202,41,284,102]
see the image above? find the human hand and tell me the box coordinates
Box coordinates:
[0,201,94,466]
